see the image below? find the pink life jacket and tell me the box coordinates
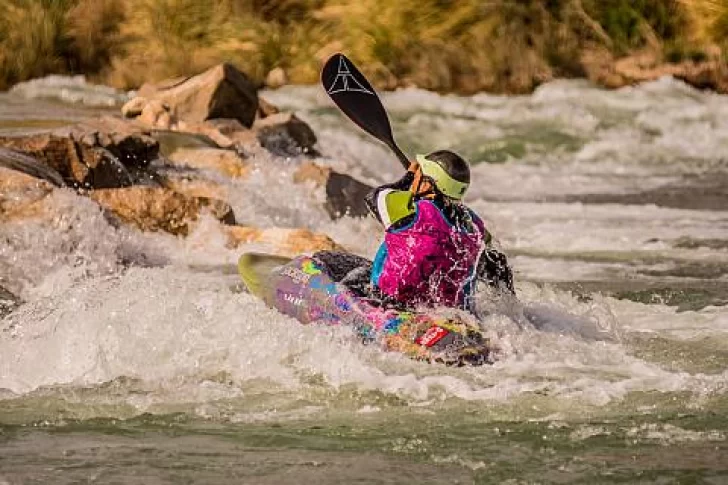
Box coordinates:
[371,199,486,309]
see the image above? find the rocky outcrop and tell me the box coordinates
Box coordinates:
[90,187,235,236]
[1,63,342,258]
[67,116,160,167]
[224,226,342,256]
[131,63,259,128]
[0,117,160,189]
[294,162,373,219]
[120,63,319,157]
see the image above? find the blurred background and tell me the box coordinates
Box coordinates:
[2,0,727,93]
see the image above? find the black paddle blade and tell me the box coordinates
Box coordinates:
[321,53,409,168]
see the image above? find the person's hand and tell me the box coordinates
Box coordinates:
[407,161,421,175]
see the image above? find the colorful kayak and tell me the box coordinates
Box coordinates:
[238,252,493,365]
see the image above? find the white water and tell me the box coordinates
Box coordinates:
[9,75,131,107]
[1,76,727,426]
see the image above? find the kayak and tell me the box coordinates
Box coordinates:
[238,252,493,365]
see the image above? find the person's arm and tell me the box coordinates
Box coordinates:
[471,212,514,294]
[476,248,515,294]
[365,169,417,229]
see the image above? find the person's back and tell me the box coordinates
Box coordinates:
[366,150,492,310]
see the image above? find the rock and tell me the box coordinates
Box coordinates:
[162,177,230,201]
[265,67,287,89]
[293,162,330,186]
[224,226,342,256]
[0,285,21,318]
[71,147,134,189]
[0,134,134,189]
[254,113,318,157]
[0,148,64,186]
[67,116,160,168]
[0,118,160,189]
[135,63,259,128]
[0,167,55,222]
[582,48,728,94]
[0,134,79,181]
[258,96,280,119]
[151,130,219,157]
[294,162,373,219]
[121,96,148,118]
[89,187,235,236]
[138,99,176,130]
[166,148,250,178]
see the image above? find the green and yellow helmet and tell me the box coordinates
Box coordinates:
[416,150,470,200]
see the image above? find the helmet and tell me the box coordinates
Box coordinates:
[416,150,470,200]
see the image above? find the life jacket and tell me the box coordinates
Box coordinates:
[371,199,485,309]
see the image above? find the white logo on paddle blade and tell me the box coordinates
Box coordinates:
[327,56,373,95]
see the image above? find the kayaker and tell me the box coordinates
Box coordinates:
[312,150,513,312]
[364,150,513,311]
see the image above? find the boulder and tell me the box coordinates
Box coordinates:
[254,113,318,157]
[224,226,342,256]
[70,147,134,189]
[166,148,250,179]
[0,117,160,189]
[265,67,287,89]
[67,116,160,168]
[0,134,134,189]
[136,63,259,128]
[0,167,55,222]
[90,187,235,236]
[294,162,373,219]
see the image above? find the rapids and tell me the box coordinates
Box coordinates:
[1,75,727,483]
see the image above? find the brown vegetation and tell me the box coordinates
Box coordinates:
[1,0,727,93]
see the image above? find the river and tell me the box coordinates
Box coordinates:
[1,75,727,483]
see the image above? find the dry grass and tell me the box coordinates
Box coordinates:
[0,0,725,93]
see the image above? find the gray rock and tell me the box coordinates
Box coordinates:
[255,113,318,157]
[294,162,373,219]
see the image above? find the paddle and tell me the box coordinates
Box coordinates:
[321,53,410,169]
